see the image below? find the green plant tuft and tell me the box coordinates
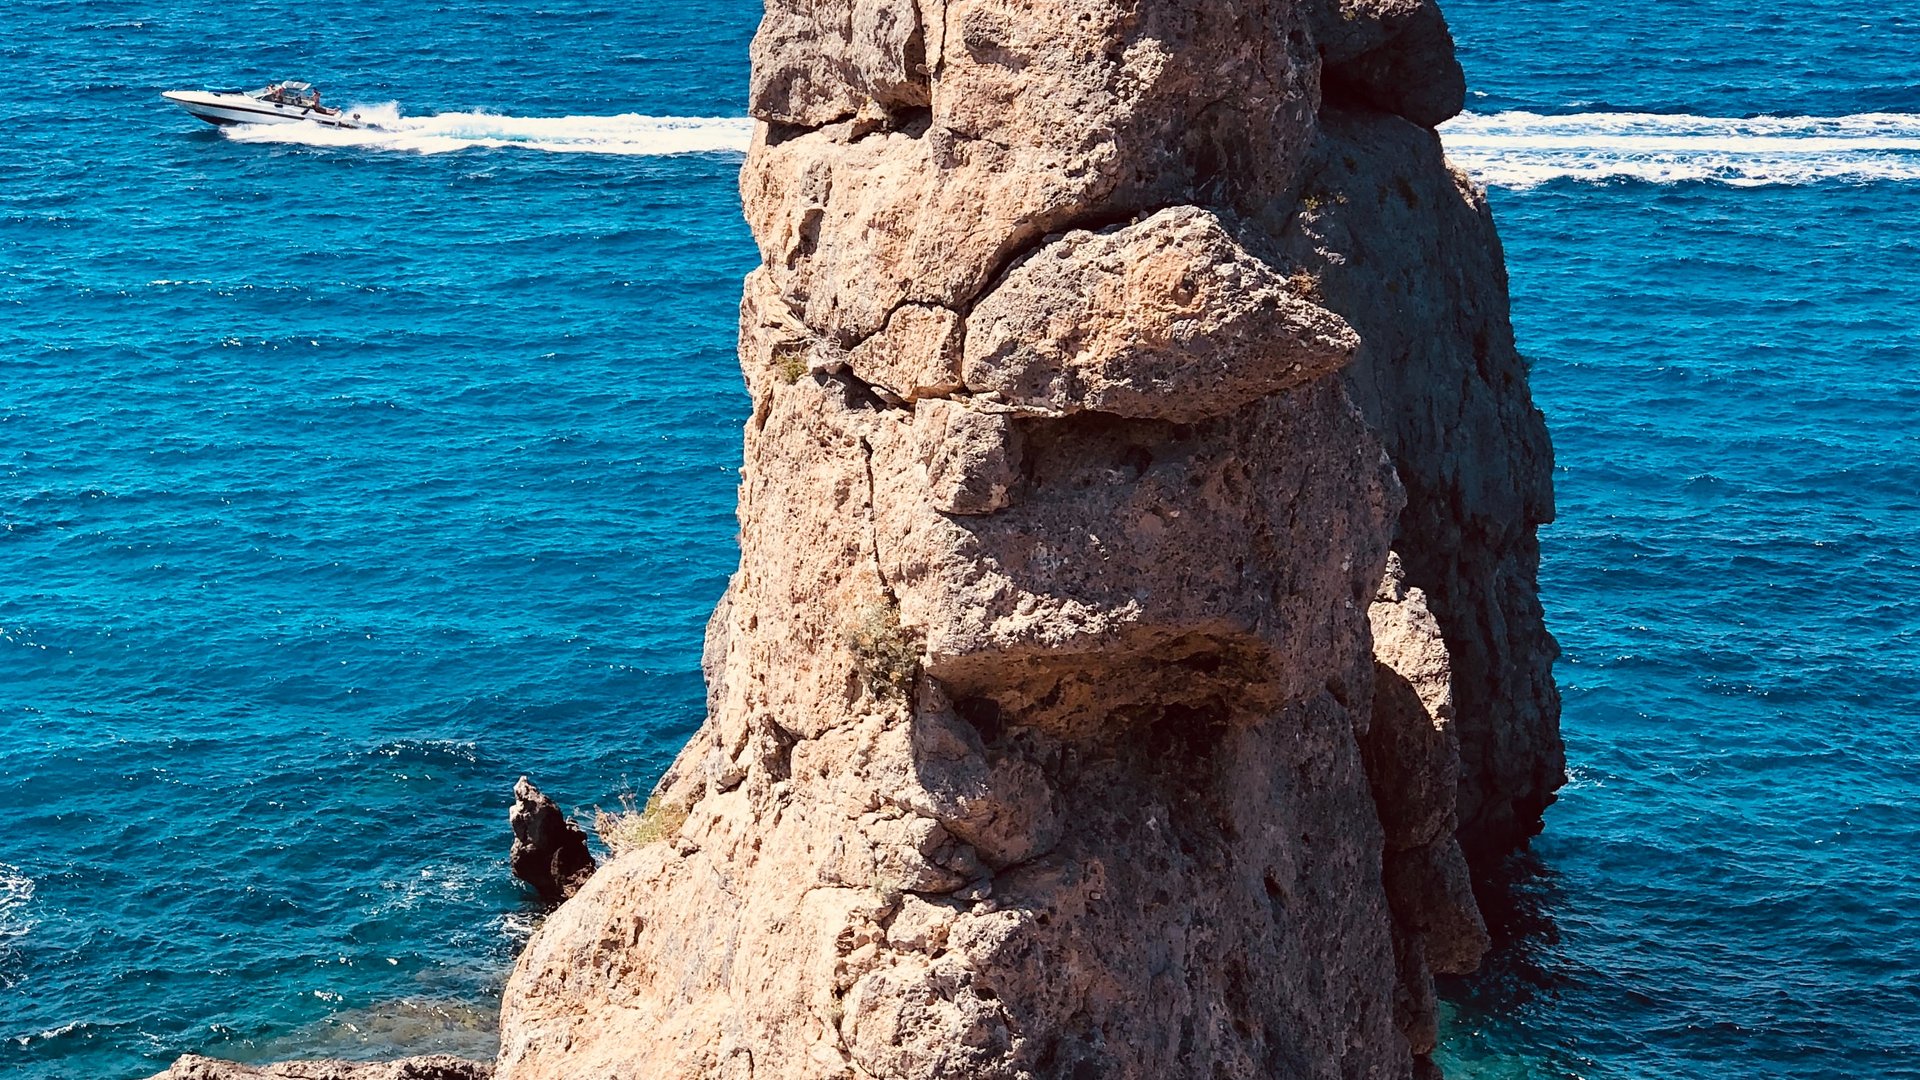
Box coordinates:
[777,350,809,384]
[1300,185,1348,214]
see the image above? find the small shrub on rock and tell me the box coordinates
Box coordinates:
[1286,270,1324,302]
[848,603,919,697]
[773,344,809,384]
[595,793,688,856]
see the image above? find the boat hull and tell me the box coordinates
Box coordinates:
[161,91,362,129]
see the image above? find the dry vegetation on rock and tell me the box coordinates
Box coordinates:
[594,794,689,856]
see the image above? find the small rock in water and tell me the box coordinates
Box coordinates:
[508,776,596,903]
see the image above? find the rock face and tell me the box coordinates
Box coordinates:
[496,0,1557,1077]
[1285,113,1563,862]
[144,1055,490,1080]
[507,777,596,904]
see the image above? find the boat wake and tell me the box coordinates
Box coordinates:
[221,105,1920,184]
[221,104,754,157]
[1439,111,1920,188]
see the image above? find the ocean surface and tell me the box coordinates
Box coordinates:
[2,1,1915,1078]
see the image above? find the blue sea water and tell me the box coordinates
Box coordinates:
[1,1,1916,1078]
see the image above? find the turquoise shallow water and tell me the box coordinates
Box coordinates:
[2,1,1917,1077]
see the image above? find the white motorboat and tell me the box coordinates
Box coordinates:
[161,81,365,129]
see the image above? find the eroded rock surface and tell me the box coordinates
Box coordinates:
[1308,0,1466,128]
[962,207,1358,422]
[496,0,1557,1077]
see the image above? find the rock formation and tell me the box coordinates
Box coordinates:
[142,5,1557,1080]
[138,0,1567,1073]
[507,777,596,904]
[493,0,1558,1077]
[1286,110,1562,862]
[144,1055,490,1080]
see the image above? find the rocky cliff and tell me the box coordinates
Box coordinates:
[489,0,1558,1078]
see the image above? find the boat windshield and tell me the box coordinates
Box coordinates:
[255,81,318,105]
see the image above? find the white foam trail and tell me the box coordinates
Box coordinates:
[224,105,1920,184]
[223,104,754,157]
[0,864,31,938]
[1439,111,1920,188]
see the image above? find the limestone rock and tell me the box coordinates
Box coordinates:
[910,398,1018,515]
[1309,0,1467,127]
[962,207,1359,422]
[740,0,1321,349]
[498,358,1412,1080]
[145,1055,490,1080]
[1285,111,1564,863]
[1364,553,1489,1051]
[1367,552,1461,851]
[1384,835,1487,975]
[507,777,595,904]
[750,0,930,126]
[850,304,966,403]
[1307,0,1430,63]
[878,381,1403,722]
[495,0,1556,1077]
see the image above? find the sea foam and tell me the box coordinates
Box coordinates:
[221,105,755,157]
[223,106,1920,188]
[1439,110,1920,188]
[0,864,34,990]
[0,865,32,936]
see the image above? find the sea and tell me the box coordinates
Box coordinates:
[1,1,1915,1078]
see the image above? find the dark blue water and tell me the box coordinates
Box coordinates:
[1,1,758,1072]
[2,1,1916,1078]
[1434,178,1920,1079]
[1436,2,1920,1077]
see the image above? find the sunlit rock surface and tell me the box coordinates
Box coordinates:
[493,0,1559,1077]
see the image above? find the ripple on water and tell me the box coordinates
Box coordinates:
[8,0,1920,1079]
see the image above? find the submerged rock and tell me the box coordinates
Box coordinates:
[144,1054,490,1080]
[506,777,595,904]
